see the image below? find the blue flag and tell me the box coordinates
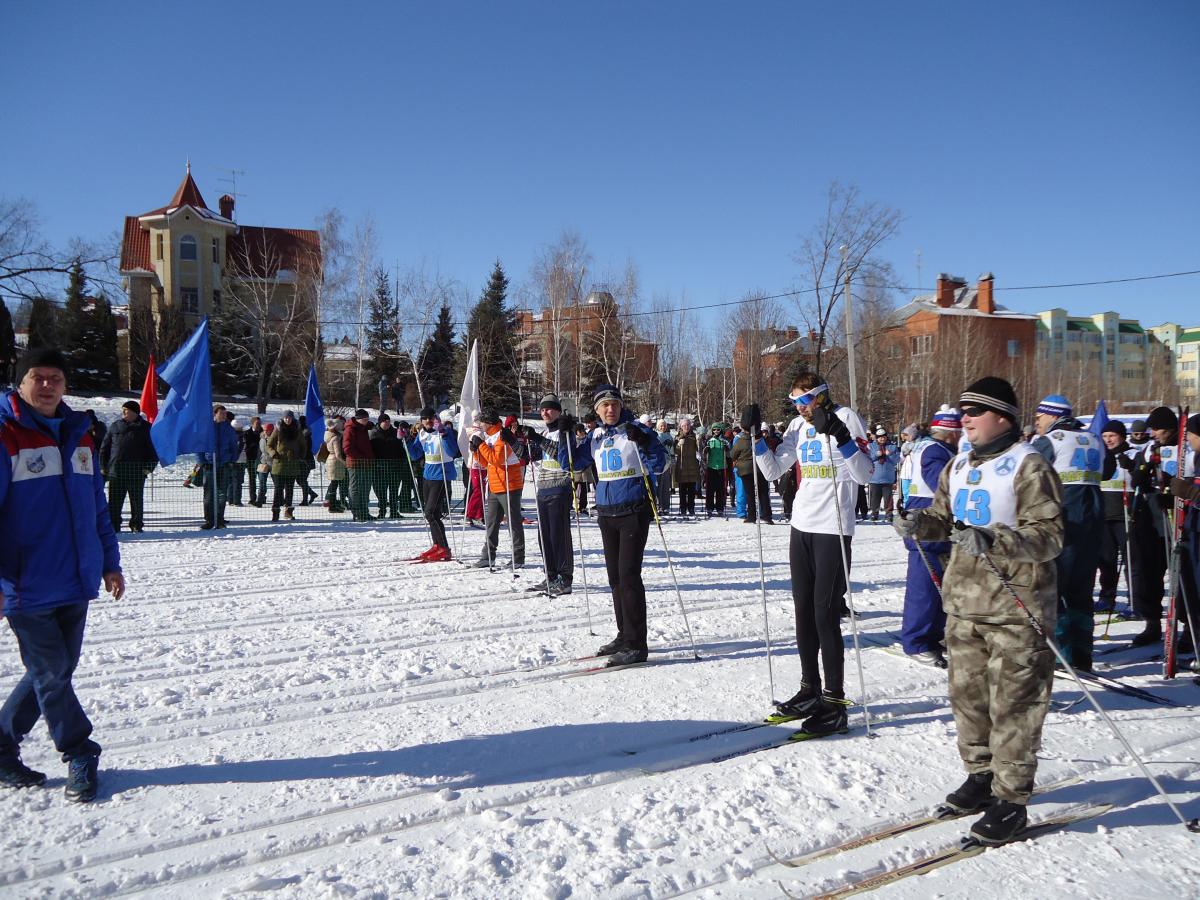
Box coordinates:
[304,364,325,454]
[151,317,215,465]
[1089,399,1110,439]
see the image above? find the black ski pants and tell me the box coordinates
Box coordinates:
[107,463,147,530]
[536,486,574,584]
[678,482,698,516]
[705,469,726,514]
[788,528,851,696]
[598,504,652,652]
[422,477,450,550]
[1130,504,1169,628]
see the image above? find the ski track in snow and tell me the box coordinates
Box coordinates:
[3,401,1198,898]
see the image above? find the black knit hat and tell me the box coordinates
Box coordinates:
[419,406,435,419]
[539,393,562,412]
[1101,420,1127,438]
[960,376,1020,422]
[1188,414,1200,437]
[16,346,69,383]
[122,400,141,414]
[479,409,500,425]
[593,383,622,406]
[1146,406,1177,432]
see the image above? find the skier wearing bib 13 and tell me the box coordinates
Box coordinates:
[895,376,1064,844]
[556,384,664,668]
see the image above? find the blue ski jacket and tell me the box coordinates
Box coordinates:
[558,409,665,516]
[202,418,241,466]
[407,427,459,481]
[0,390,121,615]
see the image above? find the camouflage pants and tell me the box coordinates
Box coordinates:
[946,615,1055,803]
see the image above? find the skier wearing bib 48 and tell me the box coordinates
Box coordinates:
[557,384,665,667]
[1030,394,1110,671]
[753,373,871,735]
[895,377,1064,844]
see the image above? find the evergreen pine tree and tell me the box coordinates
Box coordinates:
[419,303,458,407]
[27,297,60,349]
[72,291,119,389]
[463,261,519,413]
[0,298,15,384]
[364,268,400,384]
[61,259,89,356]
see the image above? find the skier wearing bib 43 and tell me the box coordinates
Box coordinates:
[753,373,871,736]
[557,384,665,667]
[1030,394,1110,672]
[895,377,1064,844]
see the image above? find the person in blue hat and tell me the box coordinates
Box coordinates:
[1031,393,1111,670]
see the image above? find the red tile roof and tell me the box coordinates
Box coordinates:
[226,226,322,278]
[120,216,152,272]
[170,171,209,210]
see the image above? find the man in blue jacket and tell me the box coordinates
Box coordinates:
[407,407,460,562]
[867,428,899,522]
[201,404,240,530]
[556,384,665,667]
[0,347,124,802]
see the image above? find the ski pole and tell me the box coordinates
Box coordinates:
[401,433,433,545]
[500,435,519,580]
[633,433,700,660]
[564,427,595,635]
[530,454,555,598]
[974,539,1199,832]
[749,434,777,705]
[824,431,873,737]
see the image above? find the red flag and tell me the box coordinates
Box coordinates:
[139,354,159,423]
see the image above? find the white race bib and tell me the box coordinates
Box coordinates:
[947,443,1038,528]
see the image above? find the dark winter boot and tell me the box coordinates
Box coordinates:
[944,771,996,813]
[597,637,628,656]
[1131,627,1162,647]
[64,755,100,803]
[272,509,280,522]
[797,697,849,737]
[606,647,648,668]
[0,759,47,789]
[770,682,823,721]
[969,800,1027,844]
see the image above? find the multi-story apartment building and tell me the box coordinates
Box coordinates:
[1147,322,1200,406]
[1034,309,1153,411]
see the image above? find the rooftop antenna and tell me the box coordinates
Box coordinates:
[218,168,247,218]
[915,249,923,295]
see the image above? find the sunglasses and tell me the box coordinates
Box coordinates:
[787,384,828,407]
[959,405,990,418]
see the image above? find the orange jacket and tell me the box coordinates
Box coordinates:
[474,424,525,494]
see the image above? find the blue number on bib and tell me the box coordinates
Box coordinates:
[599,447,623,472]
[800,440,824,463]
[1164,459,1178,477]
[1070,448,1101,472]
[952,488,992,526]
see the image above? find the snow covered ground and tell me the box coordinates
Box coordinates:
[2,398,1199,898]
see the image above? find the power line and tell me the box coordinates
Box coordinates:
[5,267,1198,331]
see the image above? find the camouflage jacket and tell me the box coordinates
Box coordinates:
[910,433,1064,625]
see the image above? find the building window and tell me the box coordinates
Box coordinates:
[181,287,199,313]
[910,334,933,356]
[212,289,221,311]
[156,233,164,260]
[211,237,219,263]
[180,235,197,261]
[1007,339,1021,358]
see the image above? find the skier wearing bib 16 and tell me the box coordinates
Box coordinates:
[895,377,1064,844]
[1029,394,1109,672]
[556,384,664,668]
[752,373,870,736]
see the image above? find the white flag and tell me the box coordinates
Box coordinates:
[458,340,480,458]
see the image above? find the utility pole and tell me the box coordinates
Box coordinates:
[841,244,858,410]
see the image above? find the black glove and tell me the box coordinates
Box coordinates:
[558,413,577,436]
[740,403,762,436]
[499,427,517,445]
[519,424,541,442]
[1116,451,1134,471]
[624,424,652,449]
[469,434,484,453]
[810,402,852,446]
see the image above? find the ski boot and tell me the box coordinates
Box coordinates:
[596,637,628,656]
[942,771,996,814]
[794,696,850,737]
[970,800,1027,844]
[766,682,823,724]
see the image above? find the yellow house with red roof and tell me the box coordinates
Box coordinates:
[118,164,321,388]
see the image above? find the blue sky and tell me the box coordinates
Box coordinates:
[2,1,1197,328]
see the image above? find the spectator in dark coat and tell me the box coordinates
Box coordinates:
[243,416,264,506]
[370,414,406,518]
[99,400,158,532]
